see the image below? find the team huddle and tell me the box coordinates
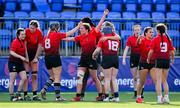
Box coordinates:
[8,9,175,104]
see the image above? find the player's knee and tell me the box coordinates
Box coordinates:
[32,72,37,80]
[77,70,85,84]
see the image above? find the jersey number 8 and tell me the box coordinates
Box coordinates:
[45,38,51,49]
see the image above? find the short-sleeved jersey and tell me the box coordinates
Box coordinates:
[43,31,66,55]
[97,34,120,56]
[75,29,99,56]
[9,38,26,63]
[25,28,43,53]
[139,37,155,63]
[91,27,102,44]
[126,35,140,54]
[150,34,174,60]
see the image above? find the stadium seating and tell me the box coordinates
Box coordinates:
[141,4,152,12]
[20,3,32,12]
[121,30,132,47]
[137,12,151,28]
[139,0,153,4]
[0,29,11,49]
[156,4,166,12]
[61,11,76,29]
[5,2,16,12]
[126,4,137,12]
[122,12,136,30]
[170,4,180,12]
[30,11,45,28]
[81,0,93,12]
[96,0,109,11]
[152,12,165,22]
[14,11,29,28]
[76,12,91,18]
[154,0,167,4]
[3,11,14,29]
[107,12,121,30]
[168,30,180,48]
[111,0,123,12]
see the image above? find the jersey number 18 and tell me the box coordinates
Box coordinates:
[108,40,118,51]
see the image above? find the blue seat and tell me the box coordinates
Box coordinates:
[12,30,16,39]
[51,0,63,3]
[81,0,93,12]
[30,11,45,28]
[45,12,60,18]
[152,12,165,22]
[125,0,138,3]
[33,0,46,3]
[139,0,153,4]
[137,12,151,28]
[61,11,76,29]
[167,12,180,30]
[20,3,32,12]
[3,11,14,29]
[169,0,180,3]
[18,0,32,2]
[111,0,123,12]
[141,4,152,12]
[5,0,16,2]
[156,4,166,12]
[35,2,51,12]
[168,30,180,48]
[64,0,77,4]
[52,3,63,12]
[96,0,109,11]
[120,30,132,47]
[107,12,121,30]
[154,0,167,4]
[92,11,104,19]
[5,2,16,11]
[170,4,180,12]
[126,4,137,12]
[76,12,91,18]
[122,12,136,30]
[14,11,29,28]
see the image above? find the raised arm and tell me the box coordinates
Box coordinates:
[95,9,109,32]
[62,37,75,41]
[66,22,83,37]
[122,46,129,65]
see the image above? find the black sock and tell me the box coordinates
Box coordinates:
[54,83,60,98]
[81,93,85,97]
[105,94,109,98]
[114,92,119,98]
[76,93,81,97]
[134,91,137,97]
[24,91,28,97]
[141,88,144,98]
[33,91,37,96]
[98,93,103,97]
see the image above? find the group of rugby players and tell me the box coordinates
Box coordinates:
[8,9,175,104]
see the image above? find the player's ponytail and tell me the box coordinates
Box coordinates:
[156,23,166,47]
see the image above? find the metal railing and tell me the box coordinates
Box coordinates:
[0,18,179,56]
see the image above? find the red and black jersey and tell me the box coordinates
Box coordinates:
[126,35,140,54]
[150,34,174,60]
[9,38,26,63]
[43,31,66,55]
[91,27,102,44]
[75,29,99,56]
[139,37,155,63]
[25,28,43,53]
[97,34,120,56]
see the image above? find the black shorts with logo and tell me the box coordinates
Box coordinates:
[130,54,140,68]
[139,62,155,70]
[28,51,36,62]
[78,56,98,69]
[45,55,62,69]
[102,55,119,69]
[8,61,25,73]
[155,59,170,69]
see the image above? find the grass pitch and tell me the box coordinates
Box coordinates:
[0,92,180,108]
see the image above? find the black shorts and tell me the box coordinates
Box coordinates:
[155,59,170,69]
[130,54,140,68]
[45,55,62,69]
[78,56,98,69]
[28,52,36,62]
[96,54,101,64]
[102,56,119,69]
[139,62,155,70]
[8,61,25,73]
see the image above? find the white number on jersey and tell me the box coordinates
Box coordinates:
[45,38,51,49]
[160,42,167,52]
[108,40,119,51]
